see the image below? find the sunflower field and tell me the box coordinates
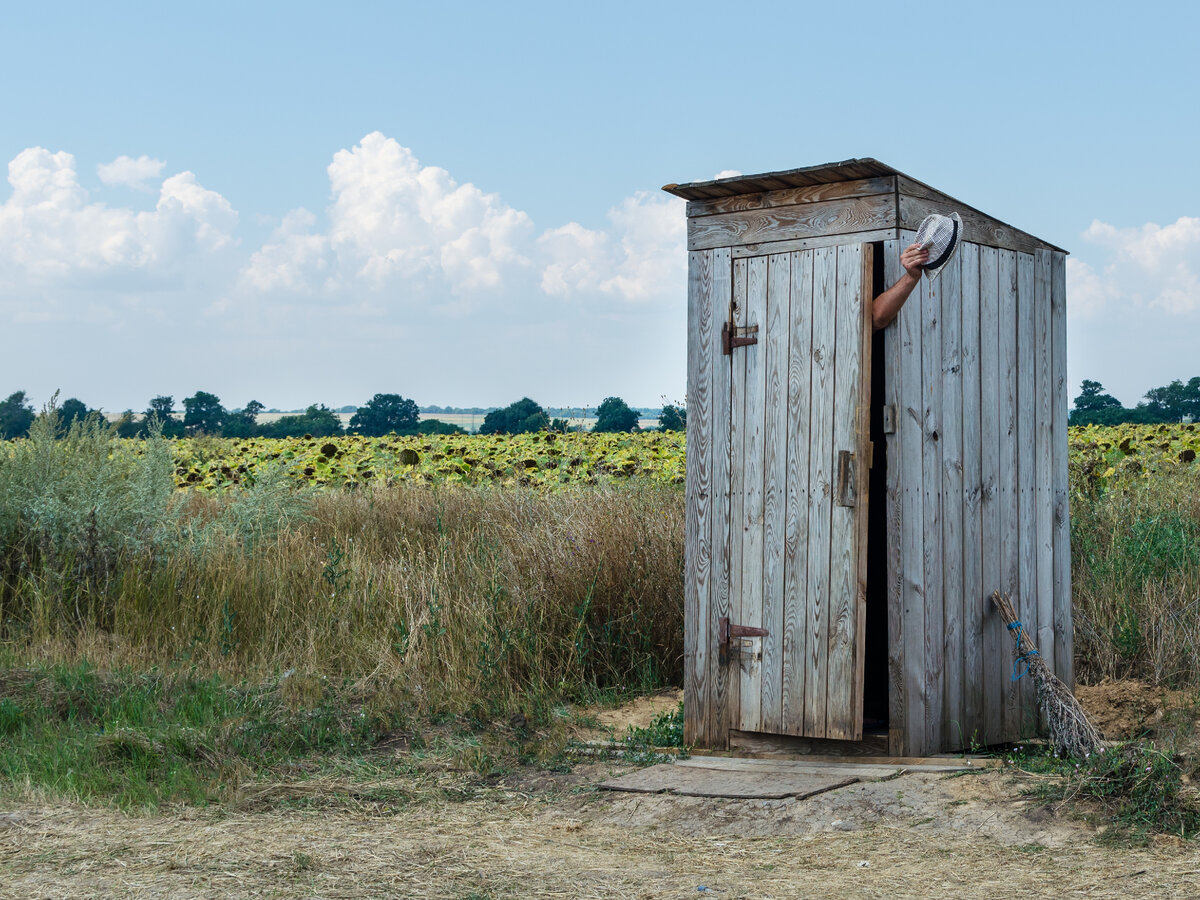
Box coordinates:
[1070,422,1200,492]
[160,431,687,490]
[156,422,1200,493]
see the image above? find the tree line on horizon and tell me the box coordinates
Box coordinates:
[0,390,688,440]
[1070,377,1200,426]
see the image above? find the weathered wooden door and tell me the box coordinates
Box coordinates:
[723,243,873,741]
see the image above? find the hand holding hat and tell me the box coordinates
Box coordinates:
[913,212,963,281]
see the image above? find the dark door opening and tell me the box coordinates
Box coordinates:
[863,242,890,730]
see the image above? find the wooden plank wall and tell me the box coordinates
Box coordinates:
[1051,253,1073,688]
[883,241,907,756]
[883,239,1071,753]
[803,247,837,737]
[684,247,732,748]
[783,250,815,734]
[827,243,869,741]
[735,256,767,732]
[686,236,1071,754]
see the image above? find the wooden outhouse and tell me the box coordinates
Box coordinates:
[664,159,1070,756]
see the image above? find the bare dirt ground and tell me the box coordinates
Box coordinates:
[581,688,683,740]
[5,761,1200,899]
[4,687,1200,899]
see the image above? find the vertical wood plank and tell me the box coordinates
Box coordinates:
[737,255,767,732]
[804,245,838,738]
[684,249,714,746]
[720,252,745,748]
[783,250,815,735]
[898,230,927,756]
[709,248,733,748]
[761,252,791,733]
[922,263,945,753]
[939,250,965,748]
[960,242,985,746]
[826,242,864,740]
[979,246,1004,744]
[998,249,1021,739]
[852,243,873,742]
[883,240,906,756]
[1051,252,1073,688]
[1034,250,1055,677]
[1016,251,1038,734]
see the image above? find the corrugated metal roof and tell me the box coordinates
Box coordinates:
[662,158,900,201]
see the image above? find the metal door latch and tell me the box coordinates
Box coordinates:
[722,321,759,355]
[718,616,769,664]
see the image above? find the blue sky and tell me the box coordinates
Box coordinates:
[2,0,1197,412]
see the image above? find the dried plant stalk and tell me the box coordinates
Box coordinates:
[991,591,1103,759]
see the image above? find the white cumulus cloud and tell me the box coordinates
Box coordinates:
[241,132,687,311]
[97,154,166,191]
[1076,216,1200,314]
[539,191,685,302]
[242,132,535,304]
[0,146,237,320]
[2,134,690,330]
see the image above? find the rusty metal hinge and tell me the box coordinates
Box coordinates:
[722,321,759,355]
[718,616,768,664]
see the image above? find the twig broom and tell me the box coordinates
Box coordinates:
[991,591,1103,759]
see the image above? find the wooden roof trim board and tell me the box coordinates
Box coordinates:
[895,175,1067,255]
[686,175,897,219]
[664,158,1067,255]
[663,158,900,200]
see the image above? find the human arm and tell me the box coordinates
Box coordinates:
[871,243,928,331]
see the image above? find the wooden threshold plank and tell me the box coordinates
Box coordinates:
[685,751,992,771]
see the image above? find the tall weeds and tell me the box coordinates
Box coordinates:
[0,414,684,719]
[1071,464,1200,686]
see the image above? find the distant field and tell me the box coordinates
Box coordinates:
[106,411,660,432]
[163,430,686,490]
[416,412,660,431]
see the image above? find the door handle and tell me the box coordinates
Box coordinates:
[836,450,856,507]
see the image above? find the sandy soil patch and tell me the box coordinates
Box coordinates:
[1077,679,1199,741]
[581,688,683,740]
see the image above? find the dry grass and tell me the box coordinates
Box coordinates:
[4,479,685,719]
[1071,465,1200,687]
[4,771,1200,899]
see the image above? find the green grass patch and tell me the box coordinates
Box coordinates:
[0,662,402,810]
[615,701,687,764]
[1006,740,1200,845]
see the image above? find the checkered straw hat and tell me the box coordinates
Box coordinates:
[914,212,963,281]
